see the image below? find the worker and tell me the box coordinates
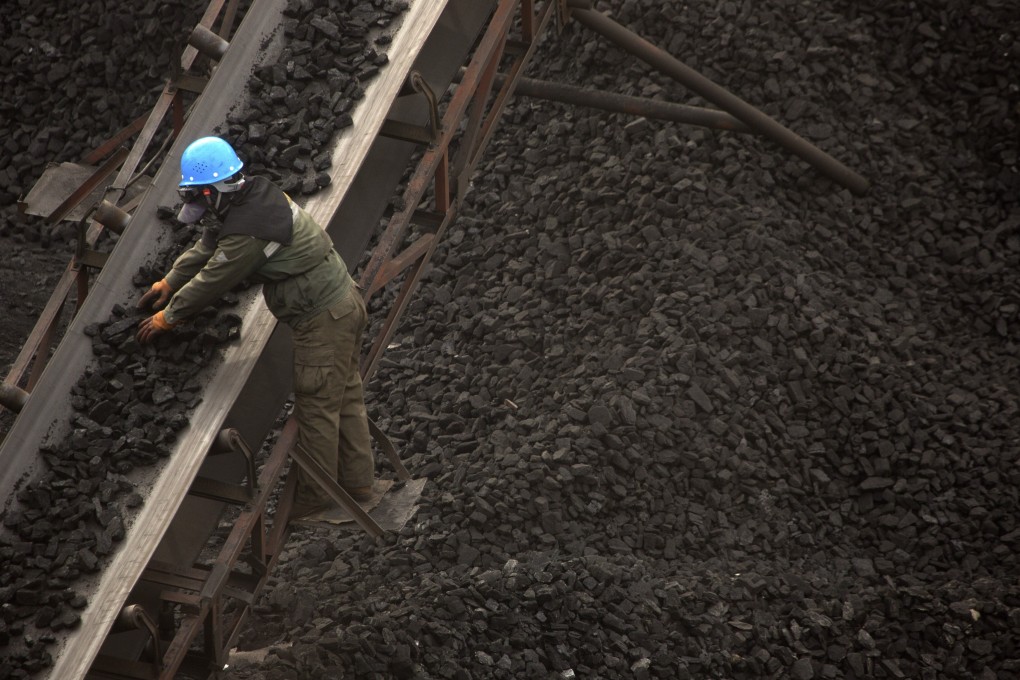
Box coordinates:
[136,136,376,518]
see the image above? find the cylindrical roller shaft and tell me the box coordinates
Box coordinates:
[189,24,230,62]
[0,383,29,413]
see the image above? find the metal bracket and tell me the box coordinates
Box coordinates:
[380,71,439,145]
[121,605,164,669]
[188,429,258,504]
[90,605,164,678]
[18,147,129,225]
[169,72,210,95]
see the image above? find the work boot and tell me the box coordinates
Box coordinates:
[343,485,374,503]
[291,498,331,520]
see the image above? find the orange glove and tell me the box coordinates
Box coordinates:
[136,311,176,344]
[138,279,173,311]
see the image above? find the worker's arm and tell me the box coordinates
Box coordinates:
[137,228,219,313]
[164,227,219,291]
[162,233,270,325]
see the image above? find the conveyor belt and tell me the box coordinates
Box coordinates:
[0,0,496,677]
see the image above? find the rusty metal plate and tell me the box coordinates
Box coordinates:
[19,162,148,222]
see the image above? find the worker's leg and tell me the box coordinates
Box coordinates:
[336,289,374,489]
[291,302,348,507]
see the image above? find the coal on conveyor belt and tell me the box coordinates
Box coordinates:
[2,0,1020,679]
[0,213,246,678]
[0,0,407,677]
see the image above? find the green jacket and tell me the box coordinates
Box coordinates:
[163,183,352,326]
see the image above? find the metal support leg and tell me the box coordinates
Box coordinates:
[567,4,870,195]
[461,69,751,132]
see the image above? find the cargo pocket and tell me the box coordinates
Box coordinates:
[293,348,334,395]
[328,292,356,321]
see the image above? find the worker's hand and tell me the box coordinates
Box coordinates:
[137,311,175,344]
[138,279,173,311]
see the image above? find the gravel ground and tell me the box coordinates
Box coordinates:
[3,0,1020,679]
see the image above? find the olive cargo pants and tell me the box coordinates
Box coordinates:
[291,285,374,505]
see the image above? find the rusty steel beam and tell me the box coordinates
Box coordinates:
[450,10,508,187]
[217,0,241,39]
[291,442,385,537]
[3,265,76,393]
[80,114,148,166]
[24,300,63,392]
[360,0,558,383]
[366,233,437,297]
[45,146,129,225]
[567,4,870,195]
[363,250,435,380]
[358,0,524,292]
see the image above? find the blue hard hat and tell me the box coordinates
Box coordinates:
[179,137,244,186]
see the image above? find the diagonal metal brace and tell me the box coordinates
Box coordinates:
[368,416,412,481]
[291,442,385,537]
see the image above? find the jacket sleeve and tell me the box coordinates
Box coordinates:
[162,233,269,325]
[164,228,217,291]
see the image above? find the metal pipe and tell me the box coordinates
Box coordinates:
[463,69,751,133]
[569,7,870,195]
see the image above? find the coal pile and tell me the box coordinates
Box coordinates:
[1,0,1018,679]
[218,1,1020,679]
